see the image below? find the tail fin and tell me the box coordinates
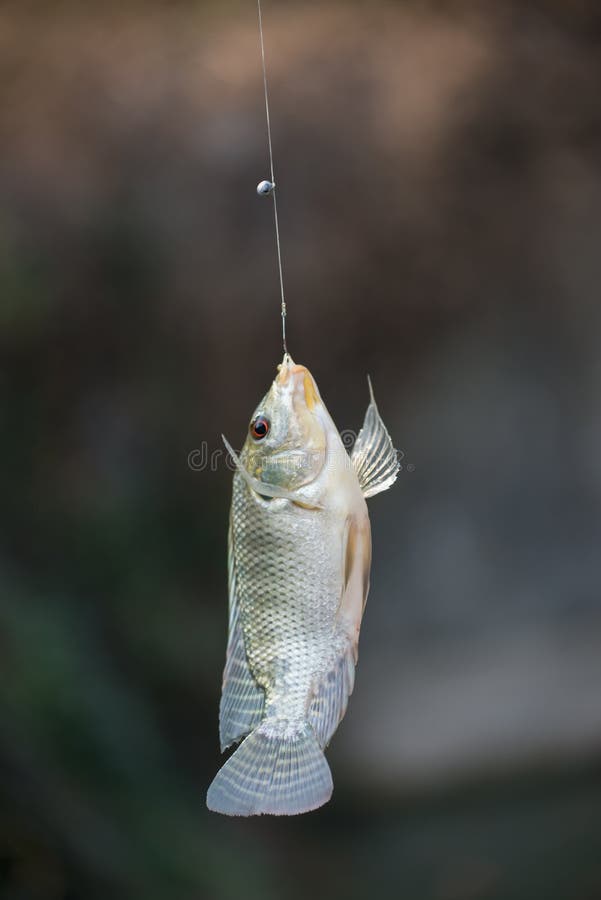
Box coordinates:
[207,722,332,816]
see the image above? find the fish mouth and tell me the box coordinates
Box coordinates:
[275,353,298,385]
[276,355,321,411]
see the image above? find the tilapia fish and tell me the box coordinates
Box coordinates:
[207,355,398,816]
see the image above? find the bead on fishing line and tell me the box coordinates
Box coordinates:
[257,180,275,196]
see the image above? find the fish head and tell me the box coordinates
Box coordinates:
[241,354,327,490]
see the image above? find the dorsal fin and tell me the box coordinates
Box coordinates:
[219,518,265,751]
[351,377,399,498]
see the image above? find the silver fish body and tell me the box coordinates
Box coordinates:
[207,356,398,816]
[233,467,365,728]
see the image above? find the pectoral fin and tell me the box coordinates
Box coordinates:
[351,377,399,498]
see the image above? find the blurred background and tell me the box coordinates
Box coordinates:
[1,1,601,898]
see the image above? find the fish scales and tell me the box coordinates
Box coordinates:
[232,470,344,724]
[207,355,399,816]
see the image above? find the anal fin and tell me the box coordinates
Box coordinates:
[309,643,356,748]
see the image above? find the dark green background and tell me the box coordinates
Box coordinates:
[1,2,601,898]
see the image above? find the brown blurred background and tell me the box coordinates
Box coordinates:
[1,1,601,899]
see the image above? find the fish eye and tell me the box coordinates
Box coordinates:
[250,415,270,440]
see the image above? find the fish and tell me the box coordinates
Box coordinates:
[206,354,399,816]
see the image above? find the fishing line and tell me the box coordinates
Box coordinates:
[256,0,288,355]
